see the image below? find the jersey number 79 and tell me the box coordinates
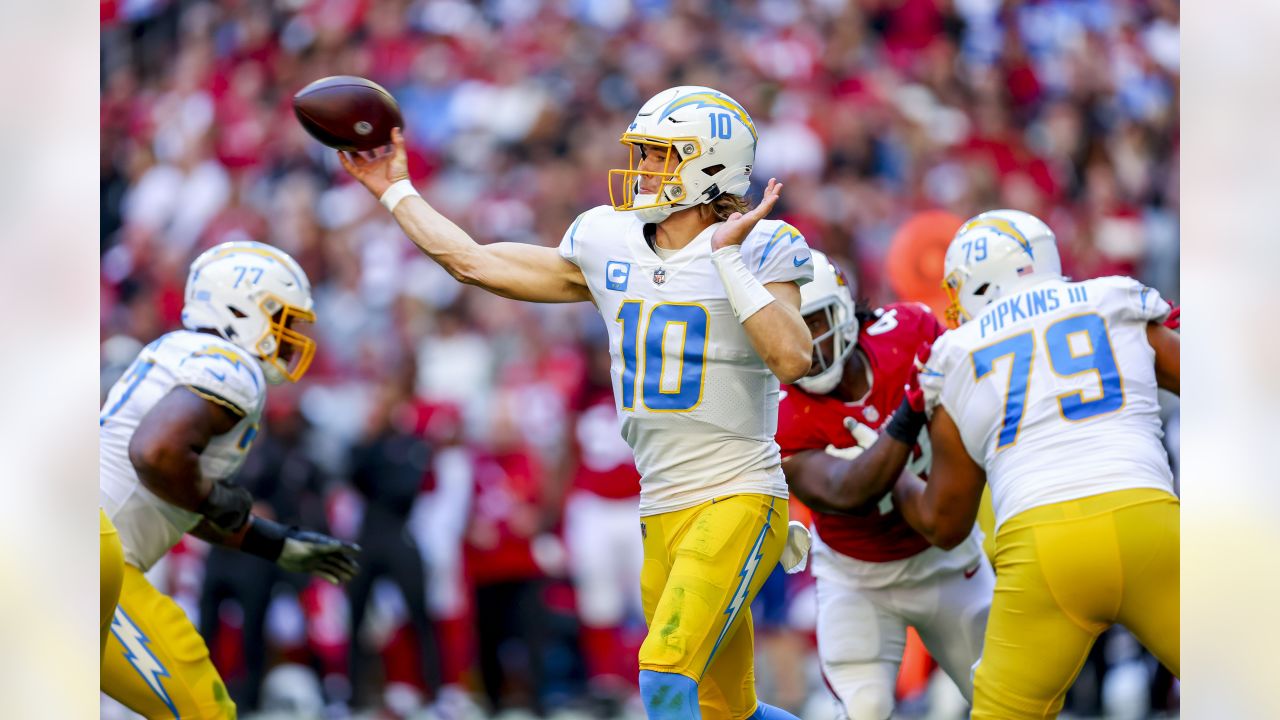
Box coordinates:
[616,301,709,412]
[971,312,1124,450]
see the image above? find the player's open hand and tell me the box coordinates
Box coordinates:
[711,178,783,251]
[277,528,362,585]
[337,127,409,198]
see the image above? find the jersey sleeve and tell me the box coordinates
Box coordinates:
[741,220,814,287]
[172,344,265,418]
[913,302,946,343]
[775,388,820,459]
[557,210,592,267]
[1092,276,1172,324]
[878,302,946,346]
[919,331,962,419]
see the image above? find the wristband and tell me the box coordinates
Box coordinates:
[240,516,289,562]
[884,397,927,446]
[196,481,252,531]
[379,178,420,212]
[711,245,776,322]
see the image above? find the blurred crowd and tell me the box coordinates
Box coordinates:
[100,0,1180,717]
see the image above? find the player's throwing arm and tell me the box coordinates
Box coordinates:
[339,128,591,304]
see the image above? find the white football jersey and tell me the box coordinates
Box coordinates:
[100,330,267,570]
[559,205,814,515]
[921,276,1175,530]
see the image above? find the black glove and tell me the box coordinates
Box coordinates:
[884,396,927,446]
[196,481,254,531]
[241,517,362,584]
[885,341,932,445]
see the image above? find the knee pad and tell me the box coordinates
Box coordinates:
[639,670,701,720]
[844,686,893,720]
[824,663,895,720]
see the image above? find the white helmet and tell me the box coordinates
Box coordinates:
[942,209,1062,327]
[795,250,859,395]
[609,85,758,223]
[182,241,317,384]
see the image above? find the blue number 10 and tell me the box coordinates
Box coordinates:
[709,113,732,139]
[616,301,709,412]
[972,312,1124,450]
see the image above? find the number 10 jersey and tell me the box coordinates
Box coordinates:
[559,205,813,516]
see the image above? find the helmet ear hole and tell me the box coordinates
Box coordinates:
[973,283,991,296]
[702,164,725,176]
[228,306,249,318]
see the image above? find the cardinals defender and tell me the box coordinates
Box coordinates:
[100,241,360,719]
[340,86,814,720]
[866,210,1180,719]
[564,348,645,695]
[775,251,993,719]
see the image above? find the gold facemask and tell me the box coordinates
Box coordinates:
[255,294,317,383]
[941,271,971,329]
[607,135,702,213]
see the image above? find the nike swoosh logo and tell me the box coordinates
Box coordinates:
[963,564,980,579]
[794,255,811,267]
[206,369,227,382]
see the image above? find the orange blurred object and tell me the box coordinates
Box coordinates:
[896,627,937,701]
[886,210,964,321]
[789,496,813,528]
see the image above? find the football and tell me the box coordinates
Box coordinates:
[292,76,403,152]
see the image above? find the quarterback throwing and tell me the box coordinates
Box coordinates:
[340,86,813,720]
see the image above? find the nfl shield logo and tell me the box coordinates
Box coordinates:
[653,267,667,285]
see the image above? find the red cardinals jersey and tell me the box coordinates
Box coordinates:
[466,448,545,585]
[571,393,641,500]
[777,303,944,562]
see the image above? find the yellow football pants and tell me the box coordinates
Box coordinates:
[102,564,236,719]
[972,488,1180,719]
[101,509,125,659]
[977,486,996,564]
[639,493,788,719]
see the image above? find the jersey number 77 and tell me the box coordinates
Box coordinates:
[971,312,1124,450]
[616,300,710,412]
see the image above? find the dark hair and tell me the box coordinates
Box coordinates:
[708,193,750,220]
[854,299,879,327]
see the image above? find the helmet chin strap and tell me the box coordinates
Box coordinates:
[259,358,286,385]
[634,201,676,224]
[795,363,843,395]
[633,187,706,224]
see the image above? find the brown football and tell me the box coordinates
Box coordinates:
[292,76,403,151]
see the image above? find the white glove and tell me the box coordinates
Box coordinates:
[822,417,879,461]
[779,520,812,574]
